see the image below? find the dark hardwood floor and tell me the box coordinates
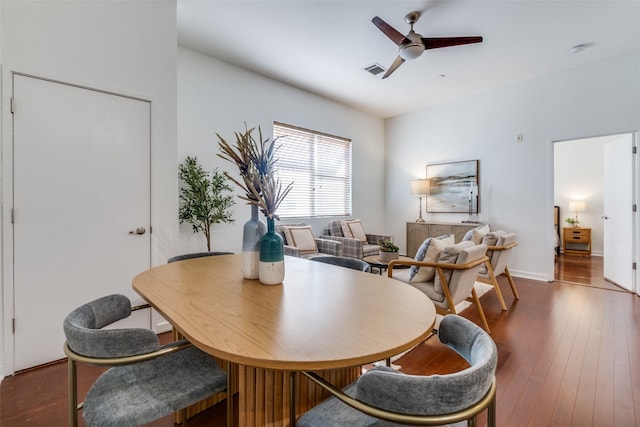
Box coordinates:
[1,255,638,426]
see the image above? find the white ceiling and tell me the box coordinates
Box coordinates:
[177,0,640,119]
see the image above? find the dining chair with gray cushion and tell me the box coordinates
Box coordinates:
[296,314,497,426]
[63,294,228,427]
[311,256,372,273]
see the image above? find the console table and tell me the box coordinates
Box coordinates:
[406,222,480,257]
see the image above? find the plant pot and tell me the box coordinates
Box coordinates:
[378,251,399,262]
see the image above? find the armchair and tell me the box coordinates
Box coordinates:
[276,223,342,259]
[389,241,491,333]
[296,314,497,426]
[477,231,520,310]
[323,219,391,259]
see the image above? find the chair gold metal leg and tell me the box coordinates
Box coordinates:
[181,408,188,426]
[290,371,297,427]
[68,358,78,427]
[226,360,234,427]
[504,267,520,299]
[487,393,497,427]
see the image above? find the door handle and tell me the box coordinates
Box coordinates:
[129,227,146,235]
[601,215,609,220]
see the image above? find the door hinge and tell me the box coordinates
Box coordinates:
[633,262,637,270]
[10,97,15,114]
[12,318,15,334]
[11,208,15,224]
[633,204,637,213]
[633,146,637,154]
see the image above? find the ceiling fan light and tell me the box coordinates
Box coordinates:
[400,44,424,60]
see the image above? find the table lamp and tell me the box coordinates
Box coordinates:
[569,200,585,224]
[410,179,430,223]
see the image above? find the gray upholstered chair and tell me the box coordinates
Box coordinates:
[389,241,491,333]
[167,251,234,263]
[323,220,391,259]
[296,314,497,426]
[311,256,372,273]
[63,294,228,427]
[476,232,520,310]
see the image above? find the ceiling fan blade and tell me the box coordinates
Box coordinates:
[372,16,407,46]
[381,56,405,79]
[421,36,483,50]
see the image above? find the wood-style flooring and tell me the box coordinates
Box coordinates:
[1,255,638,426]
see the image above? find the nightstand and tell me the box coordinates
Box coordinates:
[562,227,591,257]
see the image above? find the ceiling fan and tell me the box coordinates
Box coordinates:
[372,11,483,79]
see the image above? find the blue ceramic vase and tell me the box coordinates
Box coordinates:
[259,217,285,285]
[241,204,266,279]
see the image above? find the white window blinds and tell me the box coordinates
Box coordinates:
[273,122,352,218]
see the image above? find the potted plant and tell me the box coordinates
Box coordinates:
[178,156,236,252]
[378,239,400,262]
[217,126,293,285]
[565,217,579,227]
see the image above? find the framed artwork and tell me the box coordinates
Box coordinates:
[426,160,479,213]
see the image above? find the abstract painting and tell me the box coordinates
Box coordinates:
[426,160,479,213]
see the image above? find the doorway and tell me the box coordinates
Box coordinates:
[553,133,636,293]
[3,73,153,373]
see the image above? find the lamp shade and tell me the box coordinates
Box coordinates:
[410,179,430,196]
[569,201,585,212]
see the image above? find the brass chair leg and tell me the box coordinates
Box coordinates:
[487,393,497,427]
[68,358,78,427]
[181,408,188,426]
[226,360,234,427]
[290,371,297,427]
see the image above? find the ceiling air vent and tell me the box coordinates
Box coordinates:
[364,63,386,76]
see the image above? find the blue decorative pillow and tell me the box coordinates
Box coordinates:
[409,238,431,280]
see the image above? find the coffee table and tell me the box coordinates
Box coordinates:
[363,254,414,275]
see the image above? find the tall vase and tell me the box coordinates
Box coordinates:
[259,217,285,285]
[242,204,266,279]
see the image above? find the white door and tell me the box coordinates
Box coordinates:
[11,74,151,371]
[603,134,634,292]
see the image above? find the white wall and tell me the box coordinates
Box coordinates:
[177,47,386,254]
[0,0,177,376]
[385,51,640,281]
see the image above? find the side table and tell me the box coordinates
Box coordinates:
[363,255,413,275]
[562,227,591,256]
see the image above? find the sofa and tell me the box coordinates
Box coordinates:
[323,219,391,259]
[275,223,342,259]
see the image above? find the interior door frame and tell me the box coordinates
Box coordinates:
[1,66,155,376]
[548,131,638,295]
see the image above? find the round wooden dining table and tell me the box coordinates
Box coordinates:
[133,254,435,426]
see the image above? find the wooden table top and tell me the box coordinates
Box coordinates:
[133,254,435,371]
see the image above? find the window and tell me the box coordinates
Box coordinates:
[273,122,351,218]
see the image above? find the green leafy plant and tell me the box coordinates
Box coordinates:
[217,126,293,220]
[565,217,579,226]
[379,239,399,253]
[179,156,235,251]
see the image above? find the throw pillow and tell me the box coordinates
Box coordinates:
[409,237,432,280]
[462,224,490,242]
[340,220,354,238]
[287,226,318,255]
[470,224,490,244]
[347,220,368,242]
[434,240,475,293]
[410,234,454,283]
